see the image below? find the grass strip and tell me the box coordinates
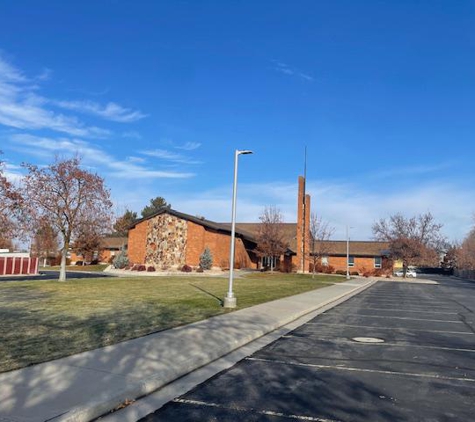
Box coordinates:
[0,272,343,373]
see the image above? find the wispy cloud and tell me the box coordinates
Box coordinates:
[369,162,455,180]
[160,178,475,242]
[0,55,112,137]
[175,141,201,151]
[9,134,195,179]
[141,148,201,164]
[273,60,314,82]
[0,55,145,138]
[53,100,147,123]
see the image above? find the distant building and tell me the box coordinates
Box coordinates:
[69,236,127,264]
[127,176,392,274]
[0,251,39,276]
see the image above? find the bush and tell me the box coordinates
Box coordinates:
[136,265,146,272]
[147,266,156,272]
[199,247,213,270]
[350,271,359,276]
[196,267,204,273]
[335,270,346,275]
[181,264,192,273]
[113,250,129,269]
[323,265,335,274]
[76,261,84,266]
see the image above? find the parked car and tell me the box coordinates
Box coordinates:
[394,269,417,278]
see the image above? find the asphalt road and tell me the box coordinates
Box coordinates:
[142,276,475,422]
[0,270,114,282]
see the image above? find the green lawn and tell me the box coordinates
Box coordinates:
[0,272,343,373]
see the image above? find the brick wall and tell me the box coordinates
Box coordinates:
[328,256,381,274]
[128,220,148,264]
[296,176,311,272]
[185,221,255,269]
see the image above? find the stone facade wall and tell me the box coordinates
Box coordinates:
[145,214,188,268]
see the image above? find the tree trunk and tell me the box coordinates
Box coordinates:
[59,242,68,282]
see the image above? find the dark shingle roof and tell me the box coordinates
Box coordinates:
[130,209,389,257]
[319,240,390,257]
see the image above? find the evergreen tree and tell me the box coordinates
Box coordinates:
[141,197,169,218]
[199,247,213,270]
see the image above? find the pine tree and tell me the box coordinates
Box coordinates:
[199,247,213,270]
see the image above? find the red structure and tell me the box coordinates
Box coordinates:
[0,255,39,276]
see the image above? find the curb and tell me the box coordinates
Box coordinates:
[53,279,377,422]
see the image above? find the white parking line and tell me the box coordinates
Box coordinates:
[334,314,463,323]
[304,322,474,335]
[284,337,475,354]
[359,300,450,305]
[334,307,458,314]
[247,357,475,383]
[172,398,340,422]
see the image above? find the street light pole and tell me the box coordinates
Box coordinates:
[224,149,253,308]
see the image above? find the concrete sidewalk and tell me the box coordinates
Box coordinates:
[0,278,375,422]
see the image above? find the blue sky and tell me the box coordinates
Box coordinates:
[0,0,474,241]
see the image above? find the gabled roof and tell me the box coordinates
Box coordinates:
[319,240,390,257]
[129,207,259,243]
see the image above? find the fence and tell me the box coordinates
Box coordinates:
[454,269,475,281]
[0,256,39,276]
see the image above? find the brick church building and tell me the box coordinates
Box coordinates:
[127,176,391,274]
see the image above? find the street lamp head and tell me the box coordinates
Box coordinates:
[237,150,253,155]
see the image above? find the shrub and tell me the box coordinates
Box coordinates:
[335,270,346,275]
[181,264,192,273]
[137,265,146,272]
[76,261,84,266]
[147,266,156,272]
[113,250,129,269]
[323,265,335,274]
[350,271,359,276]
[196,267,204,273]
[199,247,213,270]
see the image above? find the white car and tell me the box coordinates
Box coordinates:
[394,269,417,278]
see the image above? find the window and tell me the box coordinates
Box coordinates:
[321,256,328,266]
[348,256,354,267]
[374,256,382,268]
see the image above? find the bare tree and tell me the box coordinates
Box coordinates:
[0,153,23,245]
[73,222,103,264]
[113,208,137,237]
[308,213,335,278]
[31,223,59,266]
[255,206,289,272]
[372,212,445,277]
[458,229,475,270]
[22,157,112,281]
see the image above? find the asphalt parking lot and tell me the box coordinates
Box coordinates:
[142,276,475,421]
[0,270,114,282]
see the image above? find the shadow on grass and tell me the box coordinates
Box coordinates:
[189,283,224,306]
